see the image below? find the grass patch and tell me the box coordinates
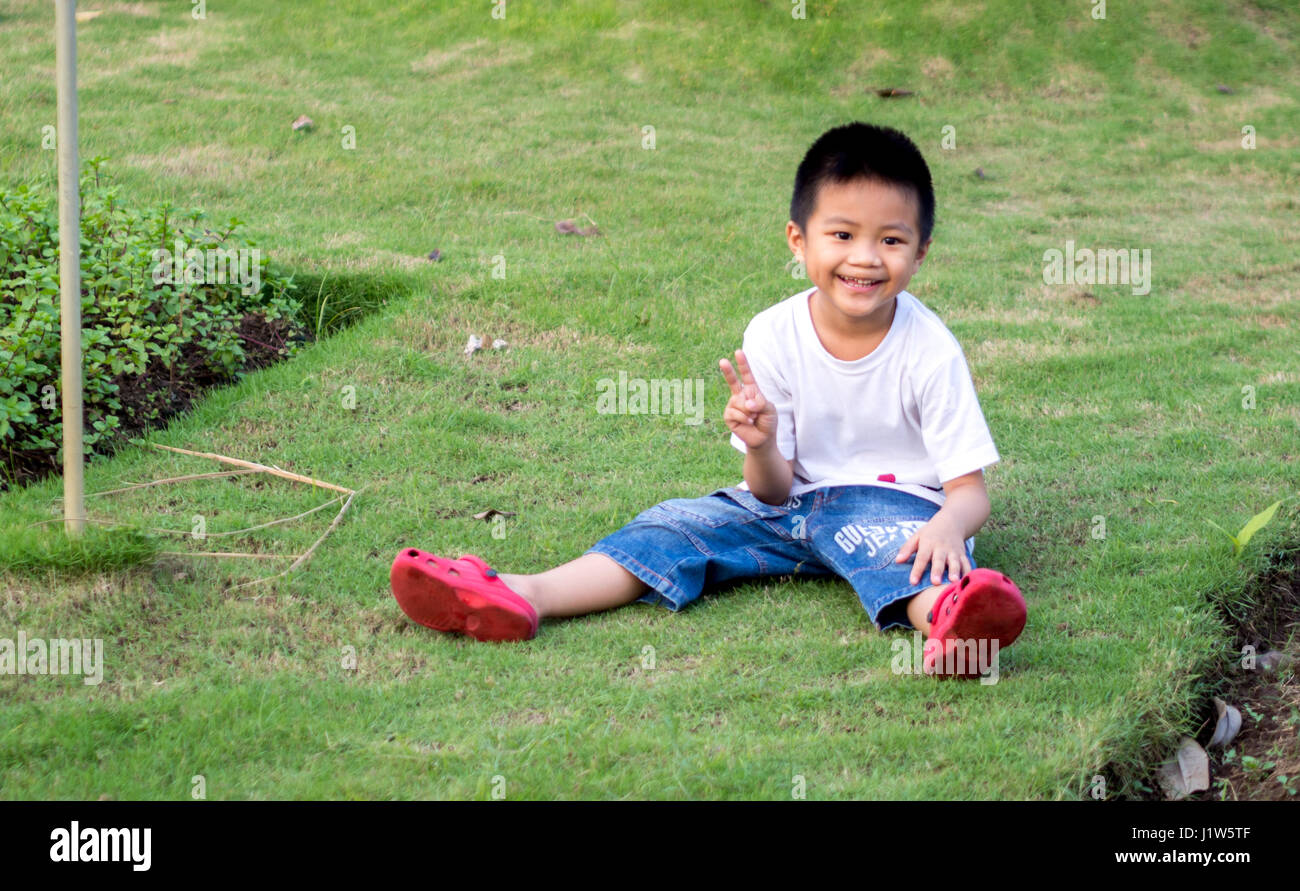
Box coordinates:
[0,519,157,574]
[290,270,414,340]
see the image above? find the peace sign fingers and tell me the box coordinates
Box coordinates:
[719,348,779,448]
[719,349,758,397]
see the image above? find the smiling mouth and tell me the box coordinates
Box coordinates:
[837,274,884,292]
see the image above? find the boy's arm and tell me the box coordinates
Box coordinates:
[895,343,1000,585]
[725,328,798,505]
[895,468,990,586]
[932,469,991,541]
[745,440,795,506]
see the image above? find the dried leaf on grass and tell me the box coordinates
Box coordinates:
[1157,736,1211,799]
[1258,650,1294,673]
[555,219,600,236]
[1207,697,1242,748]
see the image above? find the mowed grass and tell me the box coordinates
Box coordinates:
[1,0,1299,799]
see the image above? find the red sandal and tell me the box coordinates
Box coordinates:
[390,549,538,642]
[922,568,1026,679]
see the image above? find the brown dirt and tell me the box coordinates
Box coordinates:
[1188,544,1300,801]
[1131,539,1300,800]
[1,311,310,492]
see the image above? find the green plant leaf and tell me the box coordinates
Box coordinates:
[1204,517,1240,554]
[1235,498,1286,551]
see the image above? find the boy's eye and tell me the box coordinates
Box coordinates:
[832,233,903,245]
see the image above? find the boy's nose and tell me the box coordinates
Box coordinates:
[849,243,882,267]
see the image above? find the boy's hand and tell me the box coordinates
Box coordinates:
[895,512,971,587]
[719,349,778,450]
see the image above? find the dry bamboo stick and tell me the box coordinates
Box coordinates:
[84,469,261,497]
[27,495,342,539]
[287,486,360,572]
[228,485,364,590]
[228,486,361,582]
[159,551,297,560]
[153,495,344,538]
[26,517,132,529]
[147,443,354,495]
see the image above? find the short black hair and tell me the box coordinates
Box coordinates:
[789,122,935,244]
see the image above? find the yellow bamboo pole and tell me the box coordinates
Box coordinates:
[147,443,354,495]
[55,0,85,537]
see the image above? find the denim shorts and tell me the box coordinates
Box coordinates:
[585,484,977,631]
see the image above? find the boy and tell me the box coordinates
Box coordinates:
[390,122,1026,678]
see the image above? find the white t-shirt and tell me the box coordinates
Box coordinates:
[729,286,999,548]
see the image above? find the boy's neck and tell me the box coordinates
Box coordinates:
[808,289,897,362]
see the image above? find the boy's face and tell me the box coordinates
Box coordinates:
[787,176,931,334]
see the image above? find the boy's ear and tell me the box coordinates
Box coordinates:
[786,220,804,255]
[914,237,933,266]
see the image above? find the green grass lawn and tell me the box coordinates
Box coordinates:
[2,0,1299,799]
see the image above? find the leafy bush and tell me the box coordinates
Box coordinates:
[0,158,307,489]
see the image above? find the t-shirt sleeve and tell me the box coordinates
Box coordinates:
[729,322,796,462]
[918,347,1000,484]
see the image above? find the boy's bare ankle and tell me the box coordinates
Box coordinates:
[907,583,949,637]
[499,572,544,617]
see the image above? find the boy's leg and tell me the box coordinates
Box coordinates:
[904,584,949,636]
[900,574,1031,636]
[804,485,1025,677]
[499,554,648,619]
[803,485,975,632]
[499,533,960,627]
[392,486,821,640]
[546,486,823,618]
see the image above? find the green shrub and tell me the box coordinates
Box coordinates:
[0,158,306,489]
